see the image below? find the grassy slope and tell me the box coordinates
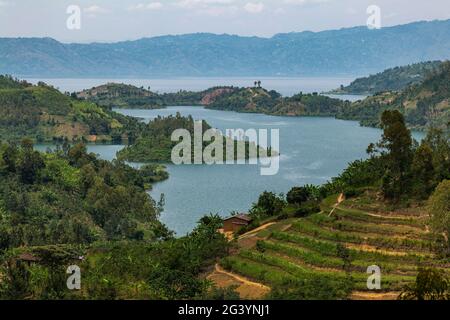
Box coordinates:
[339,62,450,131]
[218,193,449,299]
[0,77,140,143]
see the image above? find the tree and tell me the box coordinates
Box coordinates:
[399,268,449,300]
[424,128,450,182]
[370,110,413,200]
[287,187,310,205]
[251,191,286,217]
[428,180,450,256]
[17,139,45,184]
[411,142,435,198]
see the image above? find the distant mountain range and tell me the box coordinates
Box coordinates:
[1,20,450,77]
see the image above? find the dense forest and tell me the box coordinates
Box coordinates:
[0,140,233,299]
[117,112,271,162]
[329,61,442,95]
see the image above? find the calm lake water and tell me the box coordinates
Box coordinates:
[36,106,423,235]
[114,107,424,235]
[25,77,366,101]
[31,77,412,235]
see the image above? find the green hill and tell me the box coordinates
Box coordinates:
[196,87,346,117]
[219,192,447,299]
[117,112,272,163]
[339,61,450,131]
[77,83,206,109]
[329,61,442,95]
[0,76,142,143]
[80,83,348,117]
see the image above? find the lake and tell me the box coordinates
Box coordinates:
[36,105,424,236]
[114,107,424,235]
[31,77,409,235]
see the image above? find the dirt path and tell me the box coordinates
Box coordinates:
[207,264,270,299]
[239,222,276,239]
[351,291,400,300]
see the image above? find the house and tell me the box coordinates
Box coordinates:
[223,214,253,233]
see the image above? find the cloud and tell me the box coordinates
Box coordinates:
[244,2,264,14]
[175,0,236,9]
[128,2,163,11]
[84,5,108,15]
[284,0,331,5]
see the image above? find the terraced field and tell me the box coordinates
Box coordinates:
[217,194,450,300]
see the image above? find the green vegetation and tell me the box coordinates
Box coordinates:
[79,61,450,133]
[117,112,271,163]
[399,268,449,300]
[205,87,346,117]
[329,61,442,95]
[77,83,208,109]
[338,61,450,131]
[0,142,232,300]
[218,111,449,300]
[0,76,142,143]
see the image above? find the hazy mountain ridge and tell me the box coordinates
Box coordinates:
[2,20,450,77]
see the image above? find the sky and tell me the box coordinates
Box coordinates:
[1,0,450,43]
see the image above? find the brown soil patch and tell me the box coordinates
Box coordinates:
[351,291,400,300]
[207,264,270,300]
[344,243,428,257]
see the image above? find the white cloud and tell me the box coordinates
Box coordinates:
[244,2,264,14]
[84,5,108,14]
[128,2,163,11]
[175,0,236,9]
[284,0,331,5]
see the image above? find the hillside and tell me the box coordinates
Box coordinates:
[211,112,450,300]
[329,61,442,95]
[339,61,450,130]
[215,192,448,300]
[0,142,232,300]
[205,87,347,116]
[2,20,450,77]
[77,83,207,109]
[0,76,142,143]
[80,84,348,117]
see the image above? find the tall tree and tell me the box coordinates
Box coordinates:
[369,110,413,200]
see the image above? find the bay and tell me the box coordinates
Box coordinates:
[114,106,424,235]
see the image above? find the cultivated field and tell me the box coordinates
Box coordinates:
[215,194,450,300]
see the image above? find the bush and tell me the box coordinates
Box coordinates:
[294,201,321,218]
